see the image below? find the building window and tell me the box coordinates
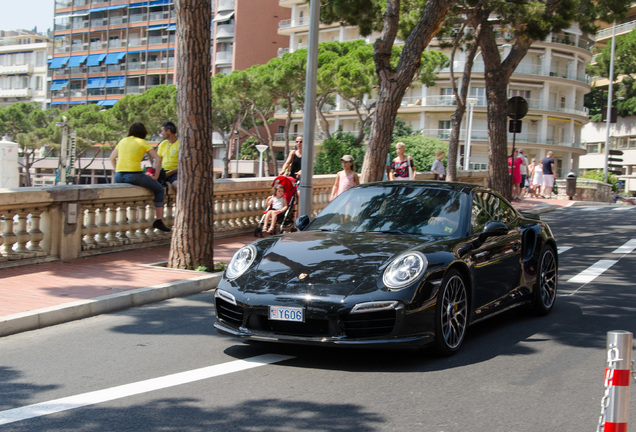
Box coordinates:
[587,143,600,153]
[617,137,629,149]
[439,120,451,139]
[629,138,636,148]
[509,89,530,99]
[470,87,486,105]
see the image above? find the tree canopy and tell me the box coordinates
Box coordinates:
[587,28,636,120]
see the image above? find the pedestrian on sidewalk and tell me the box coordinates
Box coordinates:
[508,149,523,200]
[518,149,528,196]
[540,151,556,199]
[330,154,360,201]
[157,121,179,191]
[110,122,171,232]
[390,142,416,180]
[431,150,446,181]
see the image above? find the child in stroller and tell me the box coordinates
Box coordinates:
[263,184,288,233]
[255,176,299,236]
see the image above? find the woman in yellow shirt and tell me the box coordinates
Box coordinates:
[110,122,170,232]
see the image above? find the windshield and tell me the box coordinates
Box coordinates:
[307,184,463,236]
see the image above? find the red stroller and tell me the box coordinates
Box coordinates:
[254,176,299,237]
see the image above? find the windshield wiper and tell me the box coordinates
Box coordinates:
[373,229,406,235]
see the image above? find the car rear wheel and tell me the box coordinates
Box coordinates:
[534,244,557,315]
[435,269,468,356]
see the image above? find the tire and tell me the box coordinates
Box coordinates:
[434,269,469,356]
[533,244,557,315]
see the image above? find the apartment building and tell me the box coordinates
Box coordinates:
[0,30,51,109]
[50,0,289,108]
[580,5,636,194]
[276,1,594,178]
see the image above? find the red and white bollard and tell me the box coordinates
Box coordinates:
[599,330,633,432]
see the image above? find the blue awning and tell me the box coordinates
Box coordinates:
[150,0,173,5]
[129,2,149,8]
[67,55,87,68]
[50,100,83,105]
[105,76,125,88]
[50,80,69,91]
[104,52,126,65]
[49,57,70,69]
[97,100,118,106]
[167,24,176,31]
[148,24,169,30]
[86,53,107,67]
[86,77,105,89]
[89,4,127,13]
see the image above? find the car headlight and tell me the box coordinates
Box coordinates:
[225,245,257,279]
[382,251,428,290]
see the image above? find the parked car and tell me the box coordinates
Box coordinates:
[214,181,558,355]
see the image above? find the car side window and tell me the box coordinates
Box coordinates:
[471,193,491,234]
[471,191,516,234]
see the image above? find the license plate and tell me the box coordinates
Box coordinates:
[269,306,304,322]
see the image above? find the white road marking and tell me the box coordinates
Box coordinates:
[613,206,636,211]
[612,239,636,254]
[567,260,618,284]
[0,354,294,426]
[557,246,572,254]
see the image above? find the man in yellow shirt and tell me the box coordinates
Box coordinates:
[157,121,179,191]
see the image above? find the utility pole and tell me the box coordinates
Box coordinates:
[604,22,617,183]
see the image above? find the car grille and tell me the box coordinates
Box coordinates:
[215,298,244,327]
[341,310,397,338]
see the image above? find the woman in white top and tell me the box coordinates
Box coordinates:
[532,161,543,198]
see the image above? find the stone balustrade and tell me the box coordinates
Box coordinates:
[0,172,489,270]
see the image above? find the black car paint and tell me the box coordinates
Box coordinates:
[214,181,557,350]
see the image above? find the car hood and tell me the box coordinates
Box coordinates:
[241,230,449,298]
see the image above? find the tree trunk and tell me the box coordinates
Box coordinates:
[479,18,532,199]
[361,0,452,183]
[169,0,214,270]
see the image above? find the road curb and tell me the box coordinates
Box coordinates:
[0,273,222,337]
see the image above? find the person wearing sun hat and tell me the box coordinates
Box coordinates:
[330,154,360,201]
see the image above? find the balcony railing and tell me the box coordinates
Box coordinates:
[0,177,338,269]
[0,172,490,270]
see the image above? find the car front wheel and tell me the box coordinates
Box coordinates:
[534,244,557,315]
[435,269,468,356]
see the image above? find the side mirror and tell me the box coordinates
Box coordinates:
[295,215,310,231]
[478,221,508,243]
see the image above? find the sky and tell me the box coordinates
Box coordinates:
[1,0,55,33]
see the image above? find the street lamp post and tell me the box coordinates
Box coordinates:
[464,97,478,171]
[234,130,239,178]
[256,144,268,178]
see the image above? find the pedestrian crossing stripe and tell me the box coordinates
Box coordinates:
[0,354,294,426]
[612,239,636,254]
[567,260,618,284]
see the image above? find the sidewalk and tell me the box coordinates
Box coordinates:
[0,197,602,337]
[0,235,255,337]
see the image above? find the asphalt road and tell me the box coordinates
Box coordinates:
[1,205,635,432]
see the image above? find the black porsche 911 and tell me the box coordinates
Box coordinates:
[214,181,558,355]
